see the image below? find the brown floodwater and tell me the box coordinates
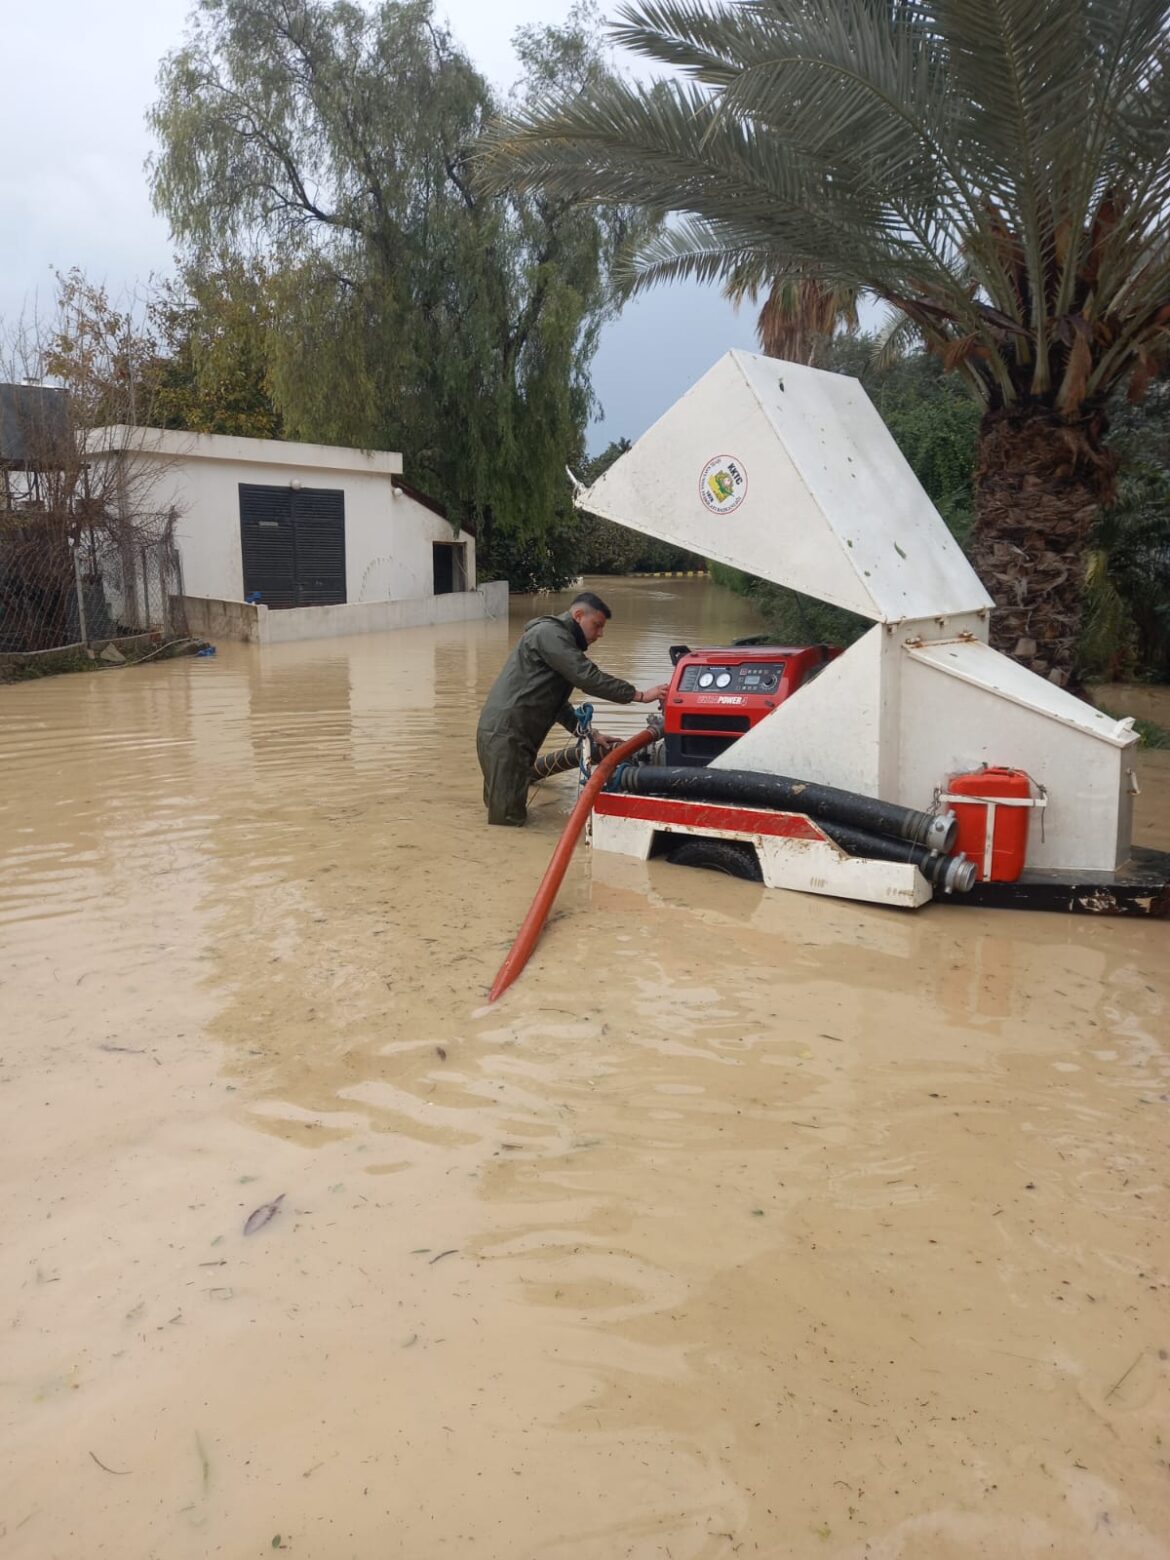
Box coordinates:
[1,577,1167,1560]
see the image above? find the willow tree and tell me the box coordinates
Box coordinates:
[482,0,1170,681]
[149,0,646,583]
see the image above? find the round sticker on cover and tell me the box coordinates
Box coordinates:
[699,455,748,514]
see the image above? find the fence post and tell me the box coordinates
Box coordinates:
[159,548,172,639]
[71,540,89,649]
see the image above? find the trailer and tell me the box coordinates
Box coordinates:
[572,351,1167,916]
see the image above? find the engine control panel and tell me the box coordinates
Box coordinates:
[676,661,785,695]
[663,643,840,766]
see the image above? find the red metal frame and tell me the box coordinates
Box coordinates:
[594,792,829,841]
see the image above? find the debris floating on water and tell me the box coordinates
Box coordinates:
[244,1193,285,1236]
[88,1451,131,1476]
[195,1432,211,1496]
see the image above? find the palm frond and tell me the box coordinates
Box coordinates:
[479,0,1170,414]
[873,305,923,371]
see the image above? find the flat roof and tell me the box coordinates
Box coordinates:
[86,425,403,477]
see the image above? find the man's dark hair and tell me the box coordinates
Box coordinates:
[571,591,612,619]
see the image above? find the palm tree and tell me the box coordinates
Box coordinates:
[480,0,1170,684]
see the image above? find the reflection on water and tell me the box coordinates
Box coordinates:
[0,578,1167,1560]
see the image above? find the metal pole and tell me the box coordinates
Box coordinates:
[72,541,89,648]
[157,550,170,638]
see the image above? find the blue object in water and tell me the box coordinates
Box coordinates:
[196,645,217,657]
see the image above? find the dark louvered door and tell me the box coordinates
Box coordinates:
[239,485,296,607]
[289,487,346,604]
[239,484,346,607]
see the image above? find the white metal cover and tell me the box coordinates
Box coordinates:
[578,351,992,623]
[591,807,932,908]
[902,637,1136,745]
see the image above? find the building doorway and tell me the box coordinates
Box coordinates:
[432,541,467,595]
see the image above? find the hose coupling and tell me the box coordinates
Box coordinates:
[924,810,958,853]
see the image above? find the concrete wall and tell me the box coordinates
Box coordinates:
[176,580,507,646]
[179,594,264,644]
[263,581,505,643]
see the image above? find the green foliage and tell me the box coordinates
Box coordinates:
[708,560,870,650]
[1080,382,1170,681]
[146,261,282,439]
[149,0,647,586]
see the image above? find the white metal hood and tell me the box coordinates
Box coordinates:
[577,350,992,623]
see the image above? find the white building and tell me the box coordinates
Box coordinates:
[86,426,504,643]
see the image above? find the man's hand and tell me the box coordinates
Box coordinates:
[594,731,622,755]
[636,683,671,705]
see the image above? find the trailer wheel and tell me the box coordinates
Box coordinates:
[665,837,763,882]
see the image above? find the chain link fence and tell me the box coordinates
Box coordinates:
[0,510,187,657]
[1,381,189,666]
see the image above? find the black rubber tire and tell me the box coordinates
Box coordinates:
[665,837,763,882]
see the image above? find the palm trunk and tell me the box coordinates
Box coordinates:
[970,407,1116,687]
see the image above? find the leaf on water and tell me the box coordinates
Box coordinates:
[195,1432,210,1496]
[435,1046,447,1061]
[244,1193,285,1236]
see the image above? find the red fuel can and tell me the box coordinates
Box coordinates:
[944,767,1042,883]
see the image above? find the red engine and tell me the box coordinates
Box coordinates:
[663,642,841,767]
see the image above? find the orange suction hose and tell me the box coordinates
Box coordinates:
[488,726,657,1003]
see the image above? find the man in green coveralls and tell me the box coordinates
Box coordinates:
[477,591,670,826]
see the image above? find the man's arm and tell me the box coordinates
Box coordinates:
[533,623,637,704]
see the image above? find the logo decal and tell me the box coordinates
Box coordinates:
[699,455,748,515]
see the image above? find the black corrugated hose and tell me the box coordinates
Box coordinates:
[610,764,958,854]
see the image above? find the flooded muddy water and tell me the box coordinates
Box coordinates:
[1,577,1167,1559]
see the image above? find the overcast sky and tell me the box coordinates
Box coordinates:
[0,0,757,452]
